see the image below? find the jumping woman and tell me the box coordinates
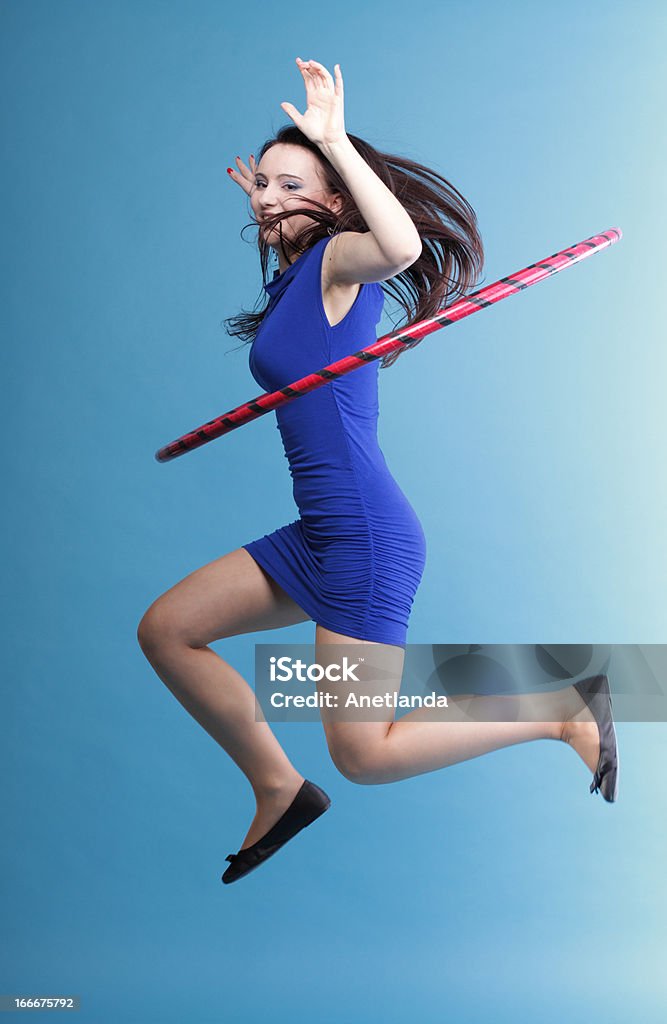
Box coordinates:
[137,57,619,885]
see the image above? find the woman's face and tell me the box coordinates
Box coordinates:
[250,143,339,249]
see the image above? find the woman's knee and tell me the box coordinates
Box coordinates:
[327,740,383,786]
[136,598,185,660]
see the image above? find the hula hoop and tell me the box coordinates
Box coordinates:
[155,227,621,462]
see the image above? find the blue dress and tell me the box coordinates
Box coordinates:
[243,234,426,647]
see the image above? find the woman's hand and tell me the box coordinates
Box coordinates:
[280,57,346,148]
[227,153,257,196]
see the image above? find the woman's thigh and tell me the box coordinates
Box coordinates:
[314,624,405,775]
[138,548,311,649]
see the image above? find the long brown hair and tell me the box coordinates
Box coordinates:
[223,125,484,370]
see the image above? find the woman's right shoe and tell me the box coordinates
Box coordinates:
[221,779,331,885]
[572,673,619,802]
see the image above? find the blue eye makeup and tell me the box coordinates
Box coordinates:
[254,181,299,190]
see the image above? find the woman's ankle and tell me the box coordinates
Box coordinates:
[251,770,305,801]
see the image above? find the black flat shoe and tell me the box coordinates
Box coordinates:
[573,673,619,802]
[221,779,331,885]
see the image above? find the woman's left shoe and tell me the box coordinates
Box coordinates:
[572,673,619,803]
[221,779,331,885]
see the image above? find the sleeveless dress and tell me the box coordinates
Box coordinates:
[242,233,426,647]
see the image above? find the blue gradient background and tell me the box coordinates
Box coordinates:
[2,0,666,1021]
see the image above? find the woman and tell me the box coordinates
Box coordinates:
[137,57,618,885]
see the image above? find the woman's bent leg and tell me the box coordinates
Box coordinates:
[314,626,598,786]
[137,547,312,847]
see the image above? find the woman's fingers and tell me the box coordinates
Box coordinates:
[227,154,256,195]
[296,58,318,88]
[296,56,334,89]
[235,154,253,177]
[280,101,303,126]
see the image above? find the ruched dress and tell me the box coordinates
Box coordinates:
[242,233,426,647]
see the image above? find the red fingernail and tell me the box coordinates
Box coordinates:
[226,167,233,174]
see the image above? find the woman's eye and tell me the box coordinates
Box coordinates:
[254,181,298,190]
